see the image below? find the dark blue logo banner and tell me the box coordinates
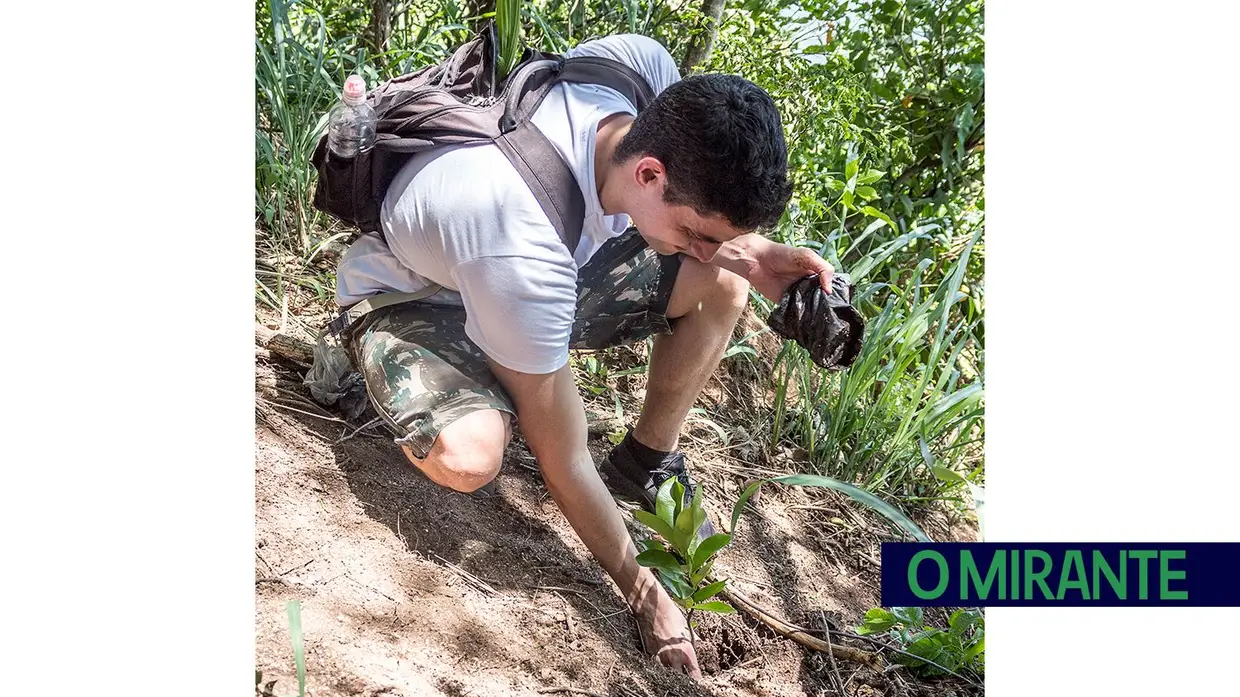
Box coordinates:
[880,543,1240,607]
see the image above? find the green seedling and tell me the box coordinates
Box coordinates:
[632,478,736,652]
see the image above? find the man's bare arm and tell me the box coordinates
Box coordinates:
[485,359,701,677]
[710,233,834,301]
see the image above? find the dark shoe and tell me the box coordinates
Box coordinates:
[600,432,717,541]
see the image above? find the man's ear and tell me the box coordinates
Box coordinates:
[634,156,666,189]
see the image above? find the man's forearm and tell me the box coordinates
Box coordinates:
[711,232,833,302]
[710,232,770,283]
[536,442,663,608]
[485,360,659,608]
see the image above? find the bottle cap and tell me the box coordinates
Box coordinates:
[342,75,367,106]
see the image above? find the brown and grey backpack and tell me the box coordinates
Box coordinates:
[311,23,655,254]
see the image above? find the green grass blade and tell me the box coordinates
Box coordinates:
[286,600,305,697]
[496,0,522,77]
[730,481,763,534]
[770,474,931,542]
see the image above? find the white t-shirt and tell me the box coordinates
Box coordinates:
[335,35,680,374]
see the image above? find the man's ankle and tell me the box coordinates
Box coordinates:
[624,430,676,466]
[624,424,684,456]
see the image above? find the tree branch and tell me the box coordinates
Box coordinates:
[723,587,883,668]
[679,0,727,73]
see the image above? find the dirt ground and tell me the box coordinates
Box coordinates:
[254,301,980,697]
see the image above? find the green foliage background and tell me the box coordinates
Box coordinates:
[254,0,985,507]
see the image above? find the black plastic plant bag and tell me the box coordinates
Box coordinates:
[766,274,864,371]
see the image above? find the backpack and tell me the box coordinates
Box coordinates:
[310,23,656,254]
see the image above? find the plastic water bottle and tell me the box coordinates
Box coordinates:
[327,75,376,158]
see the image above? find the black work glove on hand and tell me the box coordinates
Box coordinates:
[766,274,864,371]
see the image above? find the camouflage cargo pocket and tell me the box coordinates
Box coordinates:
[343,303,515,459]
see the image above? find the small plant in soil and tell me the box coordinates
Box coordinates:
[856,605,985,678]
[632,477,736,651]
[286,599,307,697]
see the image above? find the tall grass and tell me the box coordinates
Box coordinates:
[767,223,984,498]
[255,0,354,251]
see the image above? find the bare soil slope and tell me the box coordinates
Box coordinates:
[254,303,978,697]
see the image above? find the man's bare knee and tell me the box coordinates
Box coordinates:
[403,409,511,493]
[715,265,750,314]
[669,257,750,320]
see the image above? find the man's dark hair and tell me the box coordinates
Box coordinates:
[612,73,793,231]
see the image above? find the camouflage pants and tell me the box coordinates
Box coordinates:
[342,229,683,458]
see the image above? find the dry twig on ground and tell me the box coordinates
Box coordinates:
[723,587,882,668]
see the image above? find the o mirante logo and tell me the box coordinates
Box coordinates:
[881,543,1240,607]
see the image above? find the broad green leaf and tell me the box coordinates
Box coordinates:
[857,168,886,185]
[692,533,732,568]
[949,609,981,637]
[860,205,895,228]
[692,580,727,602]
[964,635,986,663]
[892,606,924,627]
[689,558,714,588]
[770,474,931,542]
[864,607,896,623]
[856,186,878,199]
[633,510,676,544]
[681,485,706,559]
[856,607,897,634]
[671,479,686,519]
[659,569,692,600]
[903,635,944,663]
[655,477,677,527]
[673,505,698,555]
[636,549,683,574]
[637,537,663,554]
[692,600,736,614]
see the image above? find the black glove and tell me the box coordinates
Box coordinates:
[766,274,864,371]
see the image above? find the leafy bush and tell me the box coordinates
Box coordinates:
[857,605,985,678]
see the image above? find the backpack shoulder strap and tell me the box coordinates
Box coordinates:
[559,56,655,111]
[494,120,586,255]
[493,56,657,254]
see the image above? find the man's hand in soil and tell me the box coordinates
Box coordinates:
[631,573,703,678]
[711,233,835,302]
[485,359,702,679]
